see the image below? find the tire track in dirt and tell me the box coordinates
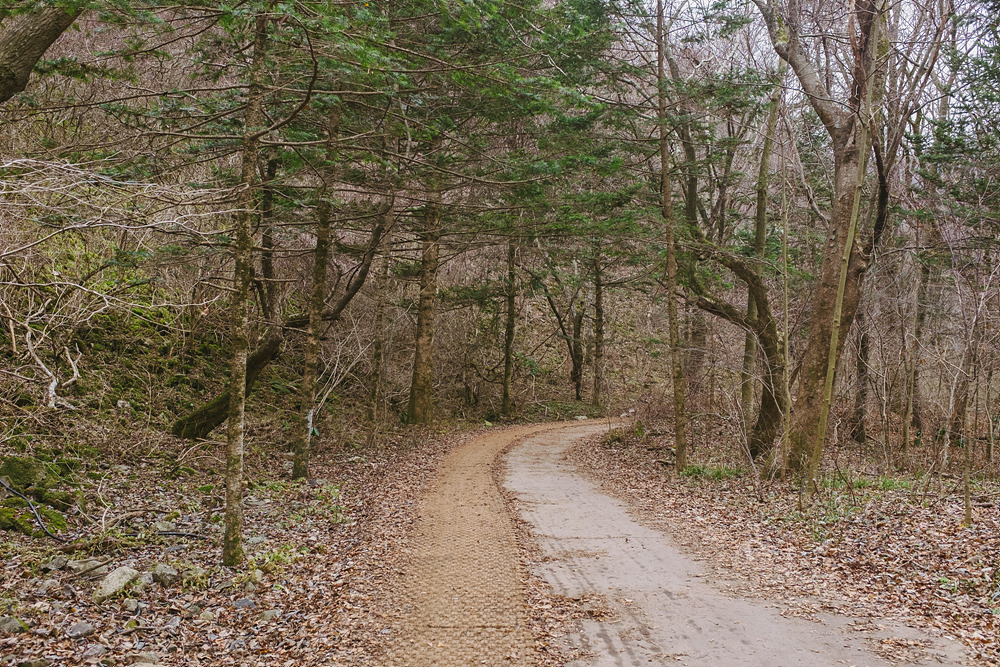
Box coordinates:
[383,423,567,666]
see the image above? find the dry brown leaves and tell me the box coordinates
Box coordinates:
[570,431,1000,666]
[0,426,471,666]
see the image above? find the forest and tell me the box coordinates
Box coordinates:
[2,0,1000,665]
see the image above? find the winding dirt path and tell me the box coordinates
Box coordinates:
[383,424,562,666]
[384,422,968,666]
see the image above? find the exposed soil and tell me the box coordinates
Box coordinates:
[380,423,567,666]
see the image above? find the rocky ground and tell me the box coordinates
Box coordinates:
[0,424,472,667]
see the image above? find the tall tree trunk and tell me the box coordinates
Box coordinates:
[0,5,79,104]
[571,300,585,402]
[741,67,784,427]
[657,0,688,471]
[259,152,280,323]
[406,192,441,425]
[369,235,392,424]
[501,242,517,417]
[755,0,886,479]
[223,14,268,567]
[292,109,339,480]
[849,307,870,444]
[592,255,605,407]
[910,258,932,432]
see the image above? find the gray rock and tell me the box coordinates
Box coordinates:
[249,569,265,584]
[198,610,214,621]
[126,652,160,664]
[259,609,280,622]
[150,564,179,587]
[246,536,268,545]
[153,520,176,533]
[0,615,26,634]
[233,597,255,610]
[163,615,180,629]
[34,579,58,596]
[92,566,139,603]
[66,621,95,638]
[181,565,207,584]
[67,559,108,576]
[80,644,107,659]
[211,578,233,591]
[41,556,67,572]
[123,599,139,612]
[16,659,49,667]
[242,582,257,593]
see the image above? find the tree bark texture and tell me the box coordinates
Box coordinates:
[850,307,871,444]
[741,68,783,427]
[406,192,441,425]
[224,14,268,567]
[592,256,605,407]
[657,0,688,471]
[0,6,79,104]
[292,197,332,480]
[755,0,885,477]
[501,242,517,417]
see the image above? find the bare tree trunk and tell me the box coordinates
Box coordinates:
[742,69,784,427]
[293,109,339,480]
[571,300,585,402]
[657,0,688,471]
[369,239,391,424]
[501,242,517,417]
[223,14,268,567]
[406,191,441,425]
[592,255,605,407]
[755,0,886,479]
[849,307,870,444]
[0,6,79,104]
[910,259,931,432]
[259,152,279,323]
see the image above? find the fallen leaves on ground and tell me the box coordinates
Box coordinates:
[0,426,469,666]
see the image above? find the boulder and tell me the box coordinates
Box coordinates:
[151,563,179,587]
[66,621,95,638]
[67,559,108,576]
[92,566,139,603]
[41,556,68,572]
[0,615,27,633]
[0,457,48,489]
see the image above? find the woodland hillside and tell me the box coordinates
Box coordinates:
[2,0,1000,664]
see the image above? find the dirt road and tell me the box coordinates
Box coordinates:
[384,422,967,666]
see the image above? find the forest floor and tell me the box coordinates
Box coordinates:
[0,423,486,666]
[2,419,998,666]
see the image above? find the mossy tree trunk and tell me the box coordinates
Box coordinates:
[741,67,783,429]
[224,13,269,568]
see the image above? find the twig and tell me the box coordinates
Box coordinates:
[0,477,67,542]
